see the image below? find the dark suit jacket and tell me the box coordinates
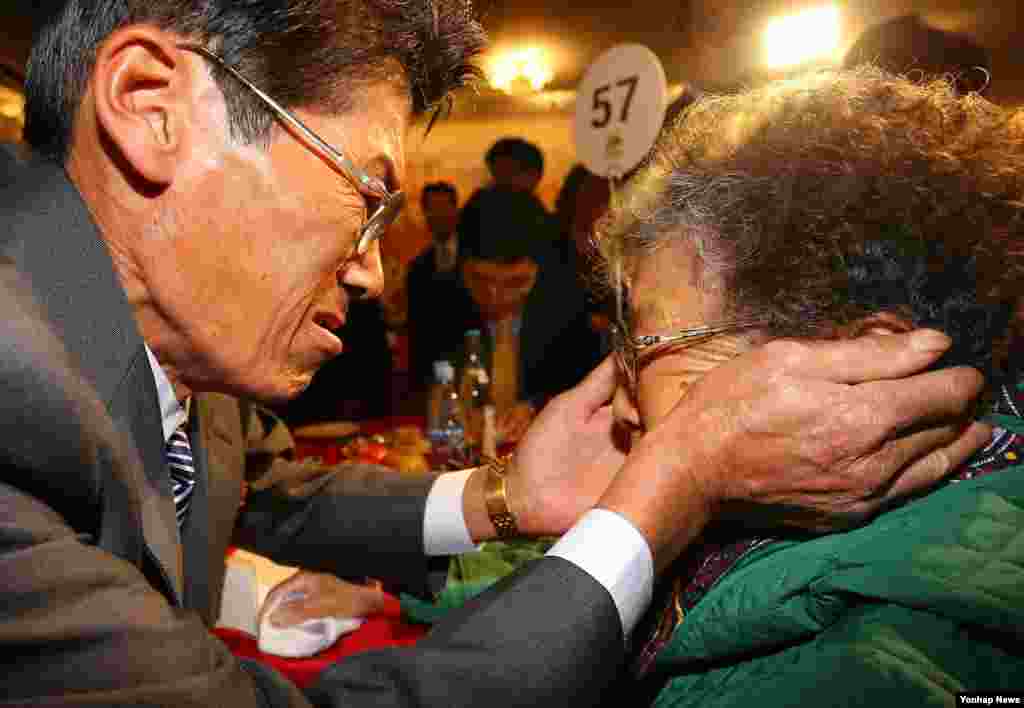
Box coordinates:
[514,247,605,403]
[451,186,604,404]
[0,156,623,706]
[444,252,603,406]
[405,243,478,392]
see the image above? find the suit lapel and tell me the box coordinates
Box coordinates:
[0,159,185,602]
[186,394,245,624]
[181,407,213,620]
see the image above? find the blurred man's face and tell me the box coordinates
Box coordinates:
[423,191,458,239]
[490,156,541,192]
[461,257,538,321]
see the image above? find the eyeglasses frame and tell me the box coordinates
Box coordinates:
[610,317,767,400]
[177,43,406,258]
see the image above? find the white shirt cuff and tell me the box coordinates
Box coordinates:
[423,469,477,556]
[546,508,654,638]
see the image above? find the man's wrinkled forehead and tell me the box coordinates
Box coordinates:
[338,76,413,188]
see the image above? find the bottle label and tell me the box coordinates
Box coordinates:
[482,404,497,460]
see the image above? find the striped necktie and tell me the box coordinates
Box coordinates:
[166,425,195,530]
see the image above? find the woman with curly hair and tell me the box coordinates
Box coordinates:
[596,67,1024,707]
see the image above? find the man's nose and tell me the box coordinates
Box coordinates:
[340,239,384,299]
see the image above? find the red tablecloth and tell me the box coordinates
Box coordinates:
[293,416,425,464]
[213,593,427,689]
[293,416,511,467]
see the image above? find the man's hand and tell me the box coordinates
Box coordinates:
[260,571,385,628]
[464,357,629,540]
[598,330,988,572]
[496,401,535,445]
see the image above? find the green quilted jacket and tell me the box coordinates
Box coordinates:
[650,418,1024,707]
[402,392,1024,708]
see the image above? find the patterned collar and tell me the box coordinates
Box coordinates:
[957,381,1024,480]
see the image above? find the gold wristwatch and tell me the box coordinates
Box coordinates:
[483,455,519,539]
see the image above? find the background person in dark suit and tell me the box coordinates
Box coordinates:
[483,136,545,192]
[0,2,993,706]
[406,181,477,395]
[455,186,603,423]
[458,137,552,257]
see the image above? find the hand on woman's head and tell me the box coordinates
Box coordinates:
[598,328,987,573]
[678,331,987,523]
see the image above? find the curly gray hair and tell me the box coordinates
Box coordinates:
[595,66,1024,380]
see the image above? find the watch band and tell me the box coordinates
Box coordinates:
[483,455,519,539]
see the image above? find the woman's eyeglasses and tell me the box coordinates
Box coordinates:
[610,317,766,400]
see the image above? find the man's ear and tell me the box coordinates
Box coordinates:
[90,27,197,187]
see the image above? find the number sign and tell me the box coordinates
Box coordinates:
[574,44,668,177]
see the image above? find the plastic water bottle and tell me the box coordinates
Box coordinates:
[459,329,495,457]
[426,360,465,457]
[426,360,447,440]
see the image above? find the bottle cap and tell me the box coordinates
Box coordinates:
[433,360,454,383]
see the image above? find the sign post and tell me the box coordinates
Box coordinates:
[574,44,669,314]
[574,44,669,180]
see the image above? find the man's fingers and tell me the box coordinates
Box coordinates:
[261,573,314,627]
[562,355,619,414]
[858,366,985,434]
[767,329,953,383]
[264,577,380,627]
[798,421,986,530]
[265,571,314,600]
[269,599,321,627]
[849,420,989,514]
[858,423,963,495]
[883,421,992,501]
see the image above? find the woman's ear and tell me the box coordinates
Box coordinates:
[89,26,197,187]
[840,311,915,338]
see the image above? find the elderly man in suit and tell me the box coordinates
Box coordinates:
[0,2,991,706]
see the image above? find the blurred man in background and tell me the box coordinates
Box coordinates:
[406,181,477,395]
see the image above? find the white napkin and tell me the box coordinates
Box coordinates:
[257,589,365,659]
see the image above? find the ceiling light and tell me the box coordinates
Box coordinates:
[764,5,842,70]
[488,46,554,95]
[0,85,24,122]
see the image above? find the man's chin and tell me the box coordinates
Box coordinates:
[235,368,316,405]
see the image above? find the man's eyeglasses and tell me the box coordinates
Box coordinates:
[177,44,406,258]
[609,317,766,400]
